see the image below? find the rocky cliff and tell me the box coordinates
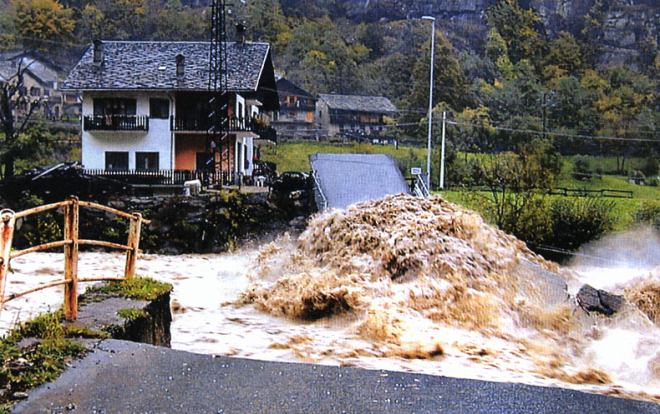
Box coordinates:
[344,0,658,68]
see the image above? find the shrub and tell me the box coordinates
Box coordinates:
[549,197,615,251]
[634,201,660,228]
[641,155,659,177]
[572,156,592,181]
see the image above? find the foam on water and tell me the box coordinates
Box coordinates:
[1,195,658,402]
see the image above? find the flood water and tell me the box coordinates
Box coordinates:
[1,196,658,403]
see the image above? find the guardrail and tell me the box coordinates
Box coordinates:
[0,197,151,321]
[311,170,328,211]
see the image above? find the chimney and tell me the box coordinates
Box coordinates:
[93,40,104,67]
[236,22,246,44]
[176,54,185,77]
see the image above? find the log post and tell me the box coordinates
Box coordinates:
[124,213,142,279]
[0,209,16,317]
[63,197,79,321]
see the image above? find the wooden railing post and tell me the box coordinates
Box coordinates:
[0,209,16,317]
[63,196,79,321]
[124,213,142,279]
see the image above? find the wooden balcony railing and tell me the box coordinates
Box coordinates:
[84,115,149,131]
[171,115,266,134]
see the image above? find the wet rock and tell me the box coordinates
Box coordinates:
[577,284,624,316]
[288,216,308,231]
[12,391,29,400]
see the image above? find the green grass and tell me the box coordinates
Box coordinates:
[116,308,148,322]
[83,277,172,302]
[0,311,87,411]
[261,141,427,173]
[561,155,648,175]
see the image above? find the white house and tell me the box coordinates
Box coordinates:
[62,40,278,184]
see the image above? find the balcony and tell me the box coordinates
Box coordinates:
[84,115,149,131]
[171,115,265,134]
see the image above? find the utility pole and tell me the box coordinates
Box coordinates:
[542,92,547,140]
[440,110,446,189]
[422,16,435,190]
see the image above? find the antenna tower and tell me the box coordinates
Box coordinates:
[208,0,229,186]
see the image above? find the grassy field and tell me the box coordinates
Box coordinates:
[260,141,427,173]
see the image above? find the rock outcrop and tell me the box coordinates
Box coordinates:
[343,0,657,69]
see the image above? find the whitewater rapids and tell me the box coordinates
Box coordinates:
[1,195,658,403]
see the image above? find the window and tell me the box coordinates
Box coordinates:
[149,99,169,119]
[30,87,41,97]
[238,102,244,119]
[136,152,159,171]
[105,152,129,171]
[94,98,136,117]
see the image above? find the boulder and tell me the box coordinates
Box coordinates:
[577,284,624,316]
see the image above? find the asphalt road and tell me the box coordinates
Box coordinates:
[14,339,660,414]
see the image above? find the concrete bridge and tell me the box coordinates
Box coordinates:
[310,153,411,210]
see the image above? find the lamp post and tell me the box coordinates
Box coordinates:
[422,16,436,190]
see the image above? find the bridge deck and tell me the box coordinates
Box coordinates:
[310,153,411,210]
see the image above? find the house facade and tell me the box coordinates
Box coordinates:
[268,77,317,140]
[62,40,278,184]
[316,94,397,141]
[0,51,80,119]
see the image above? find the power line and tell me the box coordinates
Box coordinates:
[446,120,660,143]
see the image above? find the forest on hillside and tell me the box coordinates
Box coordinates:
[0,0,657,158]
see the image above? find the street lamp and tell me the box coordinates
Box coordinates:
[422,15,435,190]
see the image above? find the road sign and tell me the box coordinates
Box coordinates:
[411,167,422,175]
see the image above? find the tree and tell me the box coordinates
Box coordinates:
[486,0,545,65]
[0,61,44,179]
[453,106,495,155]
[544,31,584,76]
[12,0,75,51]
[244,0,291,47]
[403,30,469,129]
[485,28,515,80]
[470,139,560,245]
[282,16,369,95]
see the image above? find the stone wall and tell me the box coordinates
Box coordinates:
[6,190,311,255]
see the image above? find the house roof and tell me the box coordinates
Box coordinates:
[0,61,13,82]
[276,78,315,99]
[318,94,397,114]
[0,51,62,85]
[62,41,272,92]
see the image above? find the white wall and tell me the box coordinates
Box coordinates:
[234,135,254,177]
[81,91,173,170]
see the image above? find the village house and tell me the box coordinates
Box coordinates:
[268,77,317,141]
[62,40,278,185]
[315,94,397,142]
[0,51,81,120]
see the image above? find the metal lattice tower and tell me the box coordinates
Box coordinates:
[208,0,229,186]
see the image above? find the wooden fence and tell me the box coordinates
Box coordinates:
[0,197,151,321]
[440,185,634,199]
